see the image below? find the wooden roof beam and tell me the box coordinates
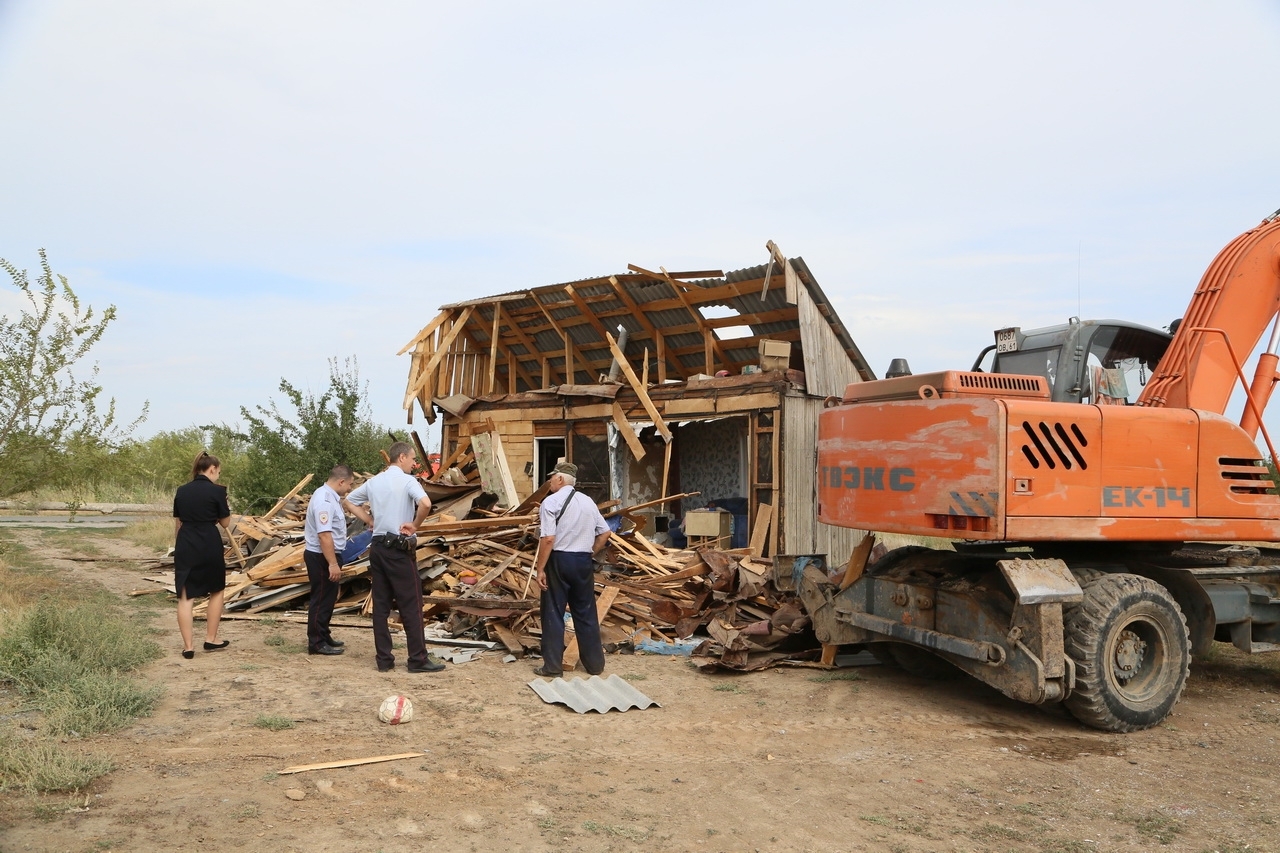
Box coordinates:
[404,306,473,405]
[606,276,687,380]
[398,310,452,356]
[531,292,596,385]
[457,307,542,395]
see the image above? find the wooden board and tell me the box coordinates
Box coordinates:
[562,586,621,671]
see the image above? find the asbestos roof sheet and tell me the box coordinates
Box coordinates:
[527,673,661,714]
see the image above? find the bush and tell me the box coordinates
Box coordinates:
[234,357,390,512]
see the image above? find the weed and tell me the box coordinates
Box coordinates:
[0,726,113,793]
[253,714,294,731]
[239,664,262,672]
[808,671,862,683]
[261,772,278,782]
[860,815,893,827]
[621,673,647,681]
[0,597,163,736]
[1014,801,1044,816]
[580,820,650,842]
[1249,706,1280,725]
[234,803,261,820]
[263,634,286,647]
[970,822,1026,842]
[712,683,744,693]
[1122,809,1183,844]
[537,817,555,829]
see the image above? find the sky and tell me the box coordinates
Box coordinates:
[2,1,1279,451]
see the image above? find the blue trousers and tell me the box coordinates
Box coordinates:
[539,551,605,675]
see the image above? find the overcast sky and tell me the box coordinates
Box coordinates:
[2,1,1279,449]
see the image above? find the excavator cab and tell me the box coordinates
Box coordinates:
[971,318,1172,405]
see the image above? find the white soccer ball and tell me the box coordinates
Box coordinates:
[377,694,413,725]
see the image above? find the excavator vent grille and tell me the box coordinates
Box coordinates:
[1019,420,1090,471]
[1218,456,1277,495]
[958,373,1045,393]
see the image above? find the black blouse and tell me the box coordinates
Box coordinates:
[173,475,230,524]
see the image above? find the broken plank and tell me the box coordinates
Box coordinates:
[279,752,425,775]
[263,474,314,522]
[563,586,621,671]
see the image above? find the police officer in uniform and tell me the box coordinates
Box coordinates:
[304,464,357,656]
[533,462,611,677]
[347,442,444,673]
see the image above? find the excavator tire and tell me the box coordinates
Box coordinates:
[1063,573,1190,733]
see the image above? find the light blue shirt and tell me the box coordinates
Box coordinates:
[304,483,347,554]
[539,485,609,552]
[348,466,428,536]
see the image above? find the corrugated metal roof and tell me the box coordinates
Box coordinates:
[409,249,877,404]
[527,673,661,714]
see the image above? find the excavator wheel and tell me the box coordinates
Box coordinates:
[1063,574,1190,733]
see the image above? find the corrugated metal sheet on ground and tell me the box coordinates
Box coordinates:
[527,674,660,714]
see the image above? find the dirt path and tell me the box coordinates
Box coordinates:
[2,529,1279,852]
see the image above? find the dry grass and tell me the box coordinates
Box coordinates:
[0,532,163,793]
[118,516,175,556]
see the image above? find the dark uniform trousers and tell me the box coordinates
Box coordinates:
[539,550,605,675]
[304,550,342,652]
[370,542,428,669]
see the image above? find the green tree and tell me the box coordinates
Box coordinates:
[231,357,388,512]
[0,250,146,497]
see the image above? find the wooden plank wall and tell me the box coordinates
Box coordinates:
[795,276,865,399]
[780,392,865,564]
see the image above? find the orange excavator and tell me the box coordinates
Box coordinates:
[803,210,1280,731]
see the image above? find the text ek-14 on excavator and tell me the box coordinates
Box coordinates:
[802,210,1280,732]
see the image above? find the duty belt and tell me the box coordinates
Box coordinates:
[373,533,417,553]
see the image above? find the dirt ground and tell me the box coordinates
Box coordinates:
[2,528,1279,853]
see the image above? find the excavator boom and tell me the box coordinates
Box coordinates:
[1138,213,1280,417]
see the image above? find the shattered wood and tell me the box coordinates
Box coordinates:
[182,475,819,672]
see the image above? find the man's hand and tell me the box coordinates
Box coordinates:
[328,562,341,582]
[536,565,548,590]
[398,522,417,536]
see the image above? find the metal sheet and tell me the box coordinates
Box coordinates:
[527,674,660,714]
[997,558,1084,605]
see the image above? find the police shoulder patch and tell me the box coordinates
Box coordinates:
[318,512,330,525]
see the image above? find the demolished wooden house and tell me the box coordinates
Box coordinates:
[399,242,877,567]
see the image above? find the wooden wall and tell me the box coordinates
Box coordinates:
[796,277,865,399]
[780,391,865,565]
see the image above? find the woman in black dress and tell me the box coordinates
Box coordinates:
[173,451,232,658]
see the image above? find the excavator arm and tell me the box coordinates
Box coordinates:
[1138,212,1280,430]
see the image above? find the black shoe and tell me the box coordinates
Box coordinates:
[203,640,230,651]
[182,649,195,660]
[532,665,562,677]
[309,643,345,656]
[323,637,345,647]
[407,656,445,673]
[377,663,394,672]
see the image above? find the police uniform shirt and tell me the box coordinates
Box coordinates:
[304,483,347,553]
[348,466,427,535]
[539,485,609,553]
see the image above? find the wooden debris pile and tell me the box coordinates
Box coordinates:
[158,473,823,671]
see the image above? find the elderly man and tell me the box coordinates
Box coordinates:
[347,442,444,673]
[533,461,611,677]
[303,464,358,656]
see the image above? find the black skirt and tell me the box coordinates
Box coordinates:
[174,522,227,598]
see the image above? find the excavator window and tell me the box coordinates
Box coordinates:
[1082,325,1170,405]
[993,347,1060,391]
